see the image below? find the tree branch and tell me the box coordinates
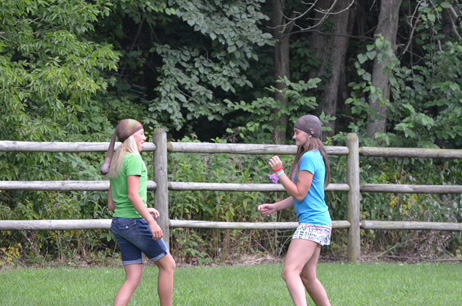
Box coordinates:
[289,28,374,41]
[448,5,462,41]
[401,1,423,56]
[275,0,355,34]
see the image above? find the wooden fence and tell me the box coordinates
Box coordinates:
[1,130,462,263]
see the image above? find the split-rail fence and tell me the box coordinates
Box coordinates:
[1,130,462,263]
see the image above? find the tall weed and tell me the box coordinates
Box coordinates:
[168,136,298,263]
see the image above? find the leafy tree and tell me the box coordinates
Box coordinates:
[0,0,123,263]
[152,0,273,131]
[366,0,402,138]
[224,77,325,143]
[346,1,462,148]
[0,0,119,143]
[95,0,273,134]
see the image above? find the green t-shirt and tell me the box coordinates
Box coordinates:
[109,153,147,218]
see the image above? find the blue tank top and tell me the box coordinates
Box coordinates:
[292,150,331,225]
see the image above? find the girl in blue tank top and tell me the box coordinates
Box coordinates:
[258,114,332,306]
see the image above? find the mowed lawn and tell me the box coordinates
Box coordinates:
[1,262,461,305]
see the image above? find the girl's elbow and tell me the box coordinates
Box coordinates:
[127,192,138,202]
[293,192,308,202]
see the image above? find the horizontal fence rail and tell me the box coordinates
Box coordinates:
[0,141,156,152]
[168,182,350,192]
[0,220,351,231]
[359,147,462,159]
[360,184,462,194]
[361,221,462,231]
[0,219,112,231]
[1,132,461,263]
[0,181,157,191]
[168,142,349,155]
[3,181,460,194]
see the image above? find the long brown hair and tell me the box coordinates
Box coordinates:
[289,137,330,188]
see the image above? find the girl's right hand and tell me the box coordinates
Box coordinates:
[258,204,276,215]
[148,207,160,218]
[148,221,163,240]
[268,156,283,171]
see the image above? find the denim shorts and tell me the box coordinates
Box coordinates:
[111,217,169,265]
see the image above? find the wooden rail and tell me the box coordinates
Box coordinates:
[0,131,461,263]
[0,141,156,152]
[0,220,351,231]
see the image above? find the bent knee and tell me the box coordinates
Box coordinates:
[126,273,143,285]
[168,259,176,271]
[157,254,176,272]
[300,273,318,285]
[281,267,296,282]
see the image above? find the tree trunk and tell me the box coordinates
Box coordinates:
[271,0,293,144]
[366,0,402,138]
[309,0,357,138]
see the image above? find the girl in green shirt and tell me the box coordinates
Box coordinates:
[101,119,175,306]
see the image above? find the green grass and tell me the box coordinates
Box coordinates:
[1,263,461,305]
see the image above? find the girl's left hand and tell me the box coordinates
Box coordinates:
[148,208,160,218]
[268,155,283,171]
[258,204,276,215]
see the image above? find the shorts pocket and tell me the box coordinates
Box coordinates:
[113,219,141,242]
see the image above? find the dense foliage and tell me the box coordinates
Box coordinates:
[1,0,462,265]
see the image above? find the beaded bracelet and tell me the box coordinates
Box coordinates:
[276,170,285,178]
[272,167,283,172]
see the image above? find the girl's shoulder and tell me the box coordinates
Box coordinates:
[301,149,320,159]
[300,150,323,165]
[123,152,142,163]
[123,152,140,158]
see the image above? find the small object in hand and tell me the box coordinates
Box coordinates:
[268,173,279,183]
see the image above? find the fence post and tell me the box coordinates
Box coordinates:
[153,128,169,247]
[346,133,361,263]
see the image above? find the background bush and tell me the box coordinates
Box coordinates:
[1,135,462,267]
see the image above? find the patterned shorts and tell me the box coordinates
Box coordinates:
[292,223,332,246]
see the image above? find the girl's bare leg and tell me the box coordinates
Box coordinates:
[282,239,318,306]
[155,253,176,306]
[114,264,143,306]
[282,239,330,306]
[300,246,331,306]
